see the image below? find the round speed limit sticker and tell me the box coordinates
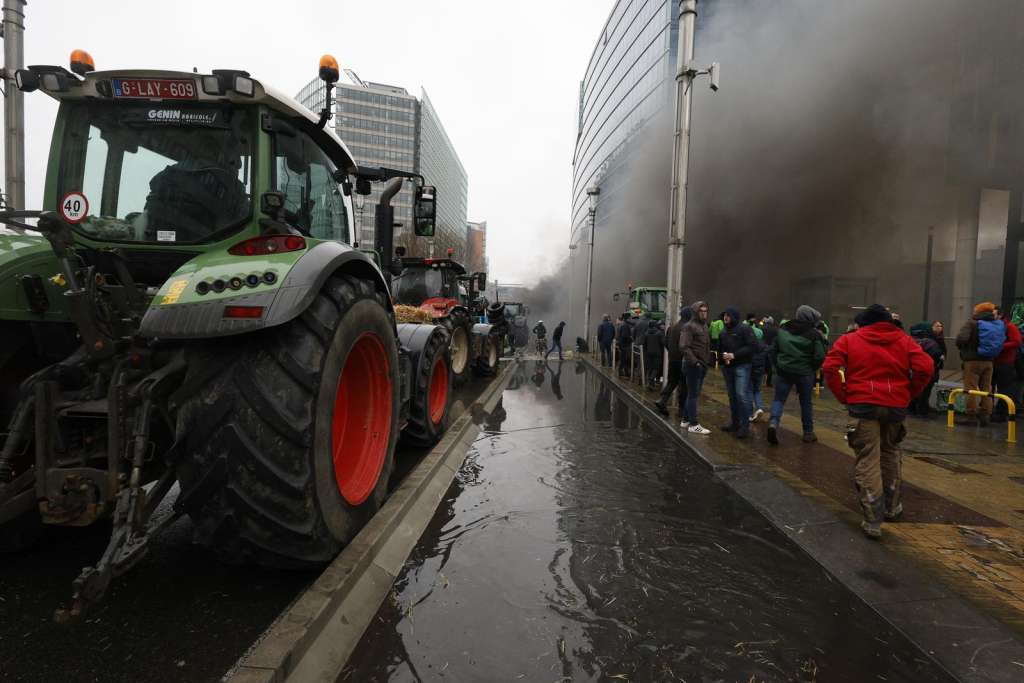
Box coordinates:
[60,191,89,223]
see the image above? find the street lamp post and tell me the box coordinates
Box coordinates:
[2,0,26,209]
[665,0,719,329]
[583,186,600,345]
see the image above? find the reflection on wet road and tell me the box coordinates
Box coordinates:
[344,360,951,682]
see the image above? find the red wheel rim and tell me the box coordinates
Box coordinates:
[332,333,392,506]
[428,356,449,424]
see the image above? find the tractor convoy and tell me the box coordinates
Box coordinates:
[0,51,495,619]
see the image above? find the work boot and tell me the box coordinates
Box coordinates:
[735,427,750,440]
[767,423,779,446]
[721,423,738,433]
[654,402,669,416]
[979,415,990,427]
[860,498,885,540]
[802,432,817,443]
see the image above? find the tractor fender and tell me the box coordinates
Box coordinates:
[140,241,392,339]
[397,322,449,377]
[263,241,392,327]
[471,322,494,337]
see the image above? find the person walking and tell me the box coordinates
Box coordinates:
[597,314,616,367]
[616,313,633,377]
[546,321,566,361]
[719,308,757,439]
[746,315,768,422]
[679,301,712,434]
[656,306,690,416]
[767,305,827,445]
[908,321,944,417]
[823,304,933,539]
[762,316,778,388]
[991,306,1021,423]
[955,302,1005,427]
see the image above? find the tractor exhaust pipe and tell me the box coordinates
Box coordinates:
[374,177,404,280]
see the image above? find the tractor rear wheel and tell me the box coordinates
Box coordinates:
[447,308,472,386]
[175,274,399,567]
[401,328,451,446]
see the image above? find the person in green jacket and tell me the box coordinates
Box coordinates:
[710,314,726,359]
[767,305,828,445]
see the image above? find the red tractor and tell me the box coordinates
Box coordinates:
[391,256,498,384]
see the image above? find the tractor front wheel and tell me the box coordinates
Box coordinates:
[175,274,399,566]
[447,309,473,386]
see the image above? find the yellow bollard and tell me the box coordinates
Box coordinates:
[946,387,1016,444]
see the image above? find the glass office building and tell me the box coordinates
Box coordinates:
[296,76,467,258]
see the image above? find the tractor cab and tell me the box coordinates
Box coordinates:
[392,256,486,319]
[614,285,667,321]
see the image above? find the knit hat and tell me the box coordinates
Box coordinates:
[854,304,892,327]
[795,305,822,325]
[974,301,995,315]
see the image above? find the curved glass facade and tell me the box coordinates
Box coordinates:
[570,0,677,247]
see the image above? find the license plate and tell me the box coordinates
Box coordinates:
[111,78,197,100]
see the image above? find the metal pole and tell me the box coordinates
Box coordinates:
[584,205,596,340]
[922,226,934,321]
[665,0,698,330]
[2,0,25,210]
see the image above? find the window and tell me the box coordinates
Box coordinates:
[273,126,350,242]
[58,102,253,243]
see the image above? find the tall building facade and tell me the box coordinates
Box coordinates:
[466,220,487,274]
[296,74,467,258]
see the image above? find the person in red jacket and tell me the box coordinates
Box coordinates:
[991,306,1021,423]
[822,304,934,539]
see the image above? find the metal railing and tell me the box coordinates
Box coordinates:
[945,388,1016,443]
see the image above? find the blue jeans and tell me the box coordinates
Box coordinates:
[722,363,753,428]
[546,339,563,359]
[683,362,706,424]
[750,365,765,411]
[769,372,815,434]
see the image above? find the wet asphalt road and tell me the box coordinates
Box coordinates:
[344,360,953,682]
[0,380,490,683]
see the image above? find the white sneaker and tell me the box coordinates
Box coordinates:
[679,421,691,429]
[688,424,711,435]
[750,409,764,422]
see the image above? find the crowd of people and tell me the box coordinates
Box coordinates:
[593,299,1024,540]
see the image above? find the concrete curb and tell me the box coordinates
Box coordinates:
[225,362,514,683]
[581,355,1024,683]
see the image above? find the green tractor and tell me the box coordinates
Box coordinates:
[614,284,667,321]
[0,51,456,618]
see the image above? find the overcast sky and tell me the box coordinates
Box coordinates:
[10,0,609,284]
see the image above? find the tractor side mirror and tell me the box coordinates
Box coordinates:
[260,191,286,218]
[355,177,372,195]
[414,185,436,237]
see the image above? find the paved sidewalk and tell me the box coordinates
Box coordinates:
[603,359,1024,642]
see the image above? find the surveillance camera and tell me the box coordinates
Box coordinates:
[709,62,720,92]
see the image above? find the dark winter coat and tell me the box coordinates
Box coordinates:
[553,322,565,342]
[823,321,934,407]
[644,325,664,355]
[718,308,757,365]
[771,320,827,377]
[679,301,711,366]
[665,309,690,363]
[633,316,651,344]
[597,320,615,346]
[616,320,633,345]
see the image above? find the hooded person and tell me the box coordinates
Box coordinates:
[718,307,758,438]
[767,305,828,445]
[615,313,634,377]
[678,300,711,434]
[644,320,665,388]
[656,306,691,416]
[746,313,769,422]
[545,321,566,361]
[823,303,934,539]
[908,321,944,417]
[955,301,1004,426]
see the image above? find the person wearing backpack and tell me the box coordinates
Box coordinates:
[991,306,1021,423]
[955,302,1005,426]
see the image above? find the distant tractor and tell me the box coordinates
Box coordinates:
[392,256,499,382]
[491,301,529,352]
[615,285,668,321]
[0,51,455,618]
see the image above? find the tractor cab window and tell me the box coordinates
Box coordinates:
[58,102,254,244]
[272,127,350,242]
[641,290,666,313]
[393,266,454,305]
